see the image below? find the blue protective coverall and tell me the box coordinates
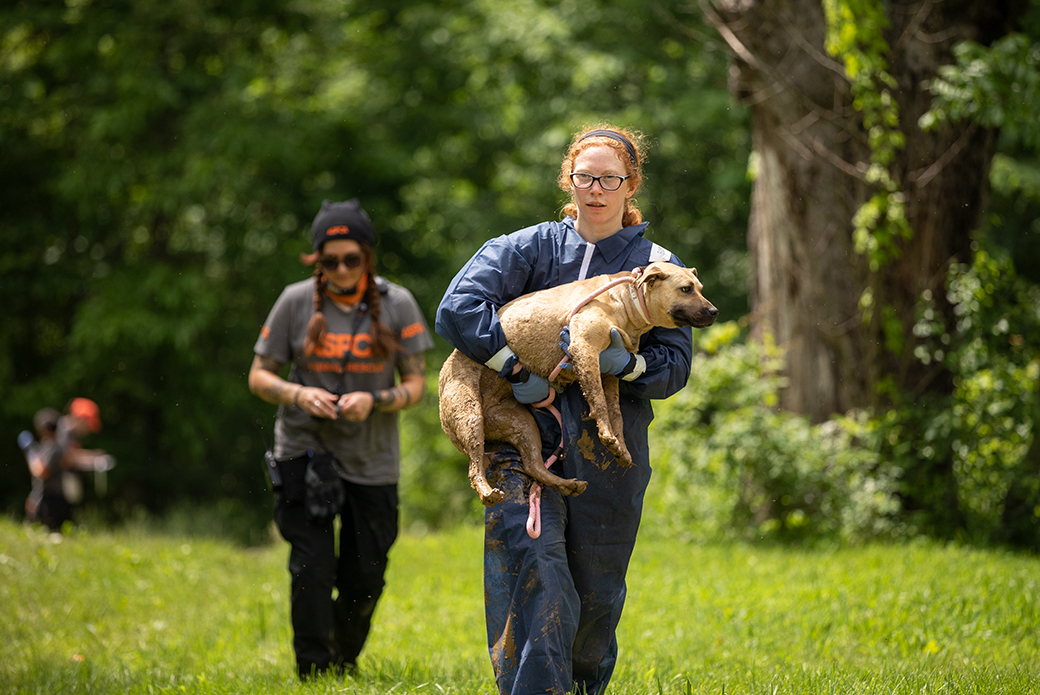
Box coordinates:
[436,217,693,695]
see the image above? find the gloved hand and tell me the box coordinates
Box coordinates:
[499,353,552,404]
[558,327,636,376]
[508,369,551,404]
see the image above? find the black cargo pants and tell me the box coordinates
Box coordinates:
[273,457,399,679]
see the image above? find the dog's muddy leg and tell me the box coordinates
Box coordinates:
[602,375,631,466]
[488,400,587,498]
[469,453,504,506]
[513,430,588,498]
[439,351,505,506]
[570,335,632,466]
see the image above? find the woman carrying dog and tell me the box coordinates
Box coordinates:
[436,126,694,694]
[249,198,433,679]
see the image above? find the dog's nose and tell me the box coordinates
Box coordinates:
[708,306,719,318]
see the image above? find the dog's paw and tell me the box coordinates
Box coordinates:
[480,488,506,506]
[606,438,633,467]
[561,478,588,496]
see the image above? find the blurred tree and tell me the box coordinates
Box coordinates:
[0,0,751,527]
[702,0,1029,535]
[918,13,1040,547]
[705,0,1022,419]
[307,0,752,319]
[0,0,369,528]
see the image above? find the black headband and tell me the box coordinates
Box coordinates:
[578,129,638,165]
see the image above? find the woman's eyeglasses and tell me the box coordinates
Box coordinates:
[569,172,630,191]
[318,253,363,271]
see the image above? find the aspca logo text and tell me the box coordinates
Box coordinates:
[401,322,426,339]
[310,332,372,359]
[327,225,350,237]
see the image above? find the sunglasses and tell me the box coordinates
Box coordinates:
[318,253,363,271]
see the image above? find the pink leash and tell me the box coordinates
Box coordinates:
[524,268,651,538]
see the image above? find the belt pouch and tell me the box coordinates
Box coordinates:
[272,454,309,502]
[304,451,345,520]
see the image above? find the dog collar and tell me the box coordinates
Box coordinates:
[628,269,654,327]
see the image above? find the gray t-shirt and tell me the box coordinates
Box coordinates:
[254,277,434,485]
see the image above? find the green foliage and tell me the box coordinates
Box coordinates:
[647,322,901,544]
[0,0,750,522]
[398,385,484,532]
[921,29,1040,283]
[822,0,911,273]
[895,250,1040,545]
[0,0,327,523]
[3,519,1039,693]
[922,34,1040,150]
[649,253,1040,549]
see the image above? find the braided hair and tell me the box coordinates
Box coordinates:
[302,246,399,359]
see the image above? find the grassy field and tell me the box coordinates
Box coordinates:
[1,517,1038,694]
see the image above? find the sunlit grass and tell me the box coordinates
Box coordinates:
[1,518,1037,693]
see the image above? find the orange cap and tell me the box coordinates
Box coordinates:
[70,397,102,433]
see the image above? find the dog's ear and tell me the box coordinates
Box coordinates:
[690,267,699,277]
[639,263,669,289]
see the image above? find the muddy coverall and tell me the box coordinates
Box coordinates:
[435,217,693,695]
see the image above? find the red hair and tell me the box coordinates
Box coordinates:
[558,124,648,228]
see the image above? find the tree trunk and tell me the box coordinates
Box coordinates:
[707,0,1017,422]
[705,0,1023,535]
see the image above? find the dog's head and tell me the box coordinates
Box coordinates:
[638,262,719,329]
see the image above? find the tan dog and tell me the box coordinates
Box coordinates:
[438,262,718,506]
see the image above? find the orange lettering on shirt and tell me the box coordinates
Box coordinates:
[346,362,386,373]
[314,333,352,359]
[310,331,378,363]
[307,361,344,373]
[351,333,373,359]
[401,322,425,339]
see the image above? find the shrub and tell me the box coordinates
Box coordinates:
[646,322,902,544]
[893,249,1040,547]
[646,251,1040,549]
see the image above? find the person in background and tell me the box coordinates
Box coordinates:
[436,125,695,694]
[248,198,434,679]
[22,398,109,530]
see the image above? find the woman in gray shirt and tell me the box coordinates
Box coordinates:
[249,198,433,679]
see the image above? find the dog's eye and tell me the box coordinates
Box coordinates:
[681,285,692,294]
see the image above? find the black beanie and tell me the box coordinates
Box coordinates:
[310,198,376,251]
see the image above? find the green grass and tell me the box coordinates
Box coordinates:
[1,518,1038,694]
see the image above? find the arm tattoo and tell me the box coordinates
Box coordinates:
[373,385,408,412]
[251,355,297,405]
[255,355,284,373]
[369,353,427,413]
[397,352,426,378]
[390,385,411,408]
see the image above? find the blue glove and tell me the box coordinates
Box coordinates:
[509,370,551,404]
[498,353,551,404]
[558,327,636,376]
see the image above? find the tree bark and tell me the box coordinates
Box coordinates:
[707,0,1018,422]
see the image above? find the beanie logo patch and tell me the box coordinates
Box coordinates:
[327,225,350,236]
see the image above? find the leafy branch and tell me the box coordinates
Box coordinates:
[823,0,912,273]
[921,34,1040,151]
